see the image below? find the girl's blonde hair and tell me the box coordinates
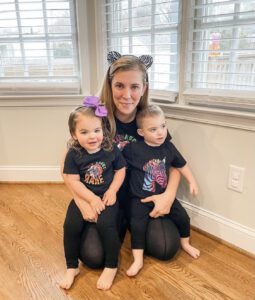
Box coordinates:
[99,55,150,138]
[67,106,113,152]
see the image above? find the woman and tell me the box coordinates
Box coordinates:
[62,51,181,268]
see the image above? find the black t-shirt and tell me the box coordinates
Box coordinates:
[122,140,186,199]
[114,117,143,151]
[64,146,126,196]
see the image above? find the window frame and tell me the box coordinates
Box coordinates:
[0,0,90,106]
[180,0,255,112]
[95,0,182,103]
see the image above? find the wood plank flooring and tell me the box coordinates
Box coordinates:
[0,183,254,300]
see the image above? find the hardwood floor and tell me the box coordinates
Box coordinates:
[0,183,254,300]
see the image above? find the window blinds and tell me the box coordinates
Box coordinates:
[186,0,255,92]
[103,0,181,94]
[0,0,80,95]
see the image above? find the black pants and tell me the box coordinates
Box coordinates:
[77,185,182,267]
[130,198,190,249]
[63,200,120,268]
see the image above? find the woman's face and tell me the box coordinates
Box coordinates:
[111,69,147,121]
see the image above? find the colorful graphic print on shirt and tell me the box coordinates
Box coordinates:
[84,161,106,185]
[142,158,167,192]
[114,134,137,151]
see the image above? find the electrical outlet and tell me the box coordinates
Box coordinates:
[228,165,245,193]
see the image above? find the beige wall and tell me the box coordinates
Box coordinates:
[167,118,255,230]
[0,106,71,166]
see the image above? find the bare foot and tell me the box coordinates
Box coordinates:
[126,260,143,277]
[181,238,200,258]
[126,249,144,277]
[97,268,117,290]
[59,268,80,290]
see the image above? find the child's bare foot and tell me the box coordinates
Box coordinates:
[181,237,200,258]
[126,260,143,277]
[59,268,80,289]
[97,267,117,290]
[126,249,144,277]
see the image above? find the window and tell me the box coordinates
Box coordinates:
[0,0,80,95]
[100,0,255,111]
[103,0,181,99]
[186,0,255,91]
[184,0,255,111]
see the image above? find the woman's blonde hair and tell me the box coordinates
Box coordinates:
[99,55,150,138]
[67,106,113,152]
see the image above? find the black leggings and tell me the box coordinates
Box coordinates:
[63,200,120,269]
[77,191,183,267]
[130,198,190,249]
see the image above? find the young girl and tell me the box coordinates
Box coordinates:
[123,105,200,276]
[60,96,126,290]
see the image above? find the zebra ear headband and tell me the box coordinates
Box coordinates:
[107,51,153,69]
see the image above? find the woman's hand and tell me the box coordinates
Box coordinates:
[142,167,181,218]
[141,191,175,218]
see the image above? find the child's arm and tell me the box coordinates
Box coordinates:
[65,174,105,214]
[75,197,98,222]
[178,164,198,196]
[103,167,126,206]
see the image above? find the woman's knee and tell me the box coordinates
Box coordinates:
[146,218,180,260]
[79,224,104,268]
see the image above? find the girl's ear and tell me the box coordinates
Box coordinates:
[137,128,144,137]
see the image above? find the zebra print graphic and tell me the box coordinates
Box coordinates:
[138,55,153,69]
[142,158,167,192]
[107,51,121,65]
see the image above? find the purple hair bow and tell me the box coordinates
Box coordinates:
[82,96,108,117]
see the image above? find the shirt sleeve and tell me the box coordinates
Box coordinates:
[112,145,127,170]
[63,149,80,174]
[167,142,187,168]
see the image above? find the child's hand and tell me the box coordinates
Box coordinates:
[77,199,98,222]
[189,182,198,196]
[90,195,105,214]
[103,189,117,206]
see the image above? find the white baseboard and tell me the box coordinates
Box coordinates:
[0,165,63,182]
[180,200,255,255]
